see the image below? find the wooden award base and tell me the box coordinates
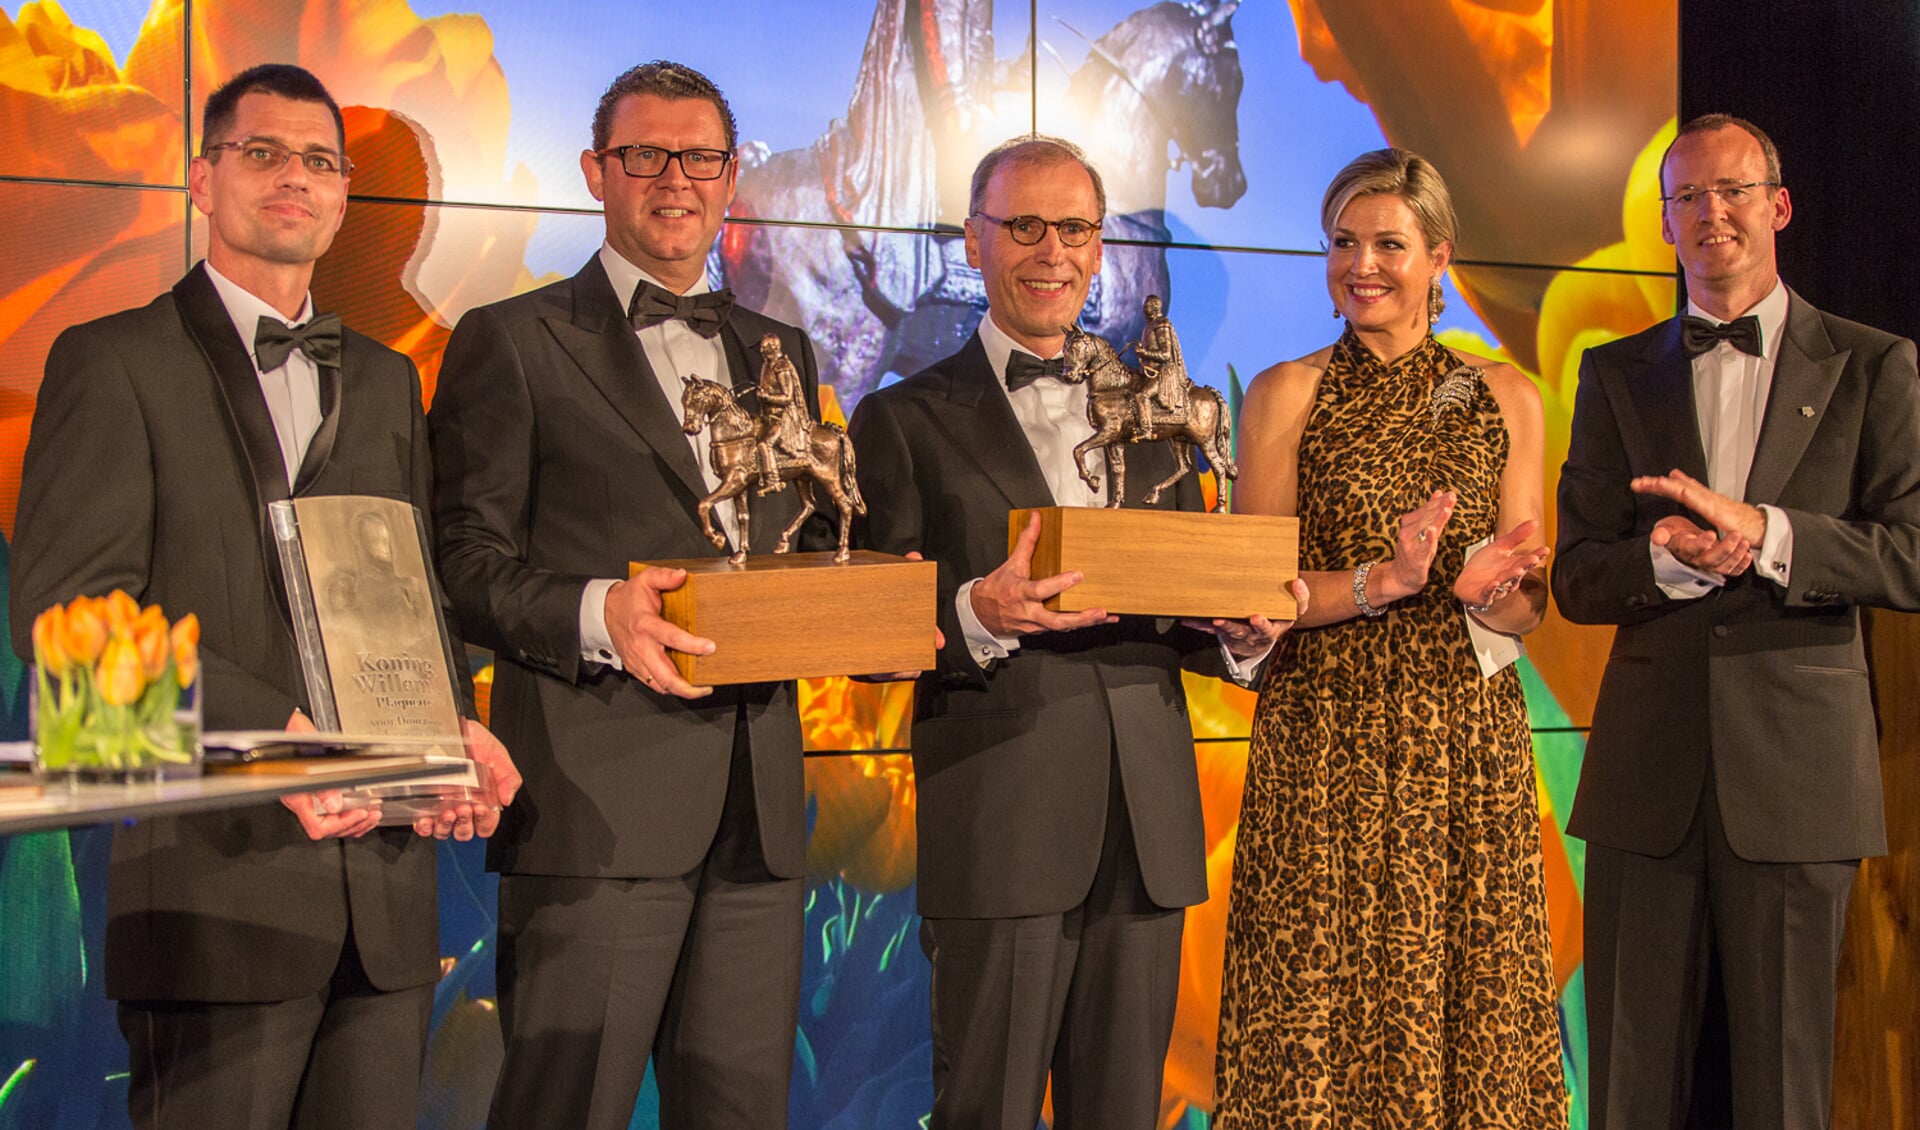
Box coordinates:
[1009,506,1299,619]
[630,550,937,686]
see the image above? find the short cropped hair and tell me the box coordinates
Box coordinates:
[201,63,346,155]
[1320,147,1460,253]
[592,61,738,152]
[1662,113,1782,187]
[968,135,1108,221]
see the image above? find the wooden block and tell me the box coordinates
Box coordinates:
[631,551,938,686]
[1009,506,1299,619]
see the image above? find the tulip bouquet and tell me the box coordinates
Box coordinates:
[31,591,202,778]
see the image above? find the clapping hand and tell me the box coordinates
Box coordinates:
[1455,519,1550,611]
[1633,470,1760,576]
[1381,491,1457,598]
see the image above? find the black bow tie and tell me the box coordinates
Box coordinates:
[1004,351,1064,391]
[628,281,735,338]
[253,313,343,370]
[1680,314,1763,359]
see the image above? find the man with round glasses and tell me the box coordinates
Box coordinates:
[849,135,1278,1129]
[1556,113,1920,1128]
[430,60,830,1129]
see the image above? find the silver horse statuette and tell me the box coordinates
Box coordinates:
[1056,295,1237,507]
[678,334,866,565]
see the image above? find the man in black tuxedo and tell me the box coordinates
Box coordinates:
[1555,114,1920,1128]
[9,64,517,1130]
[429,61,832,1129]
[847,136,1285,1130]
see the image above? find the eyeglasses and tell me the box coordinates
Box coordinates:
[592,145,734,180]
[1660,181,1779,211]
[204,138,352,178]
[973,211,1102,247]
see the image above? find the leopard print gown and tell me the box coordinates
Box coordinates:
[1213,329,1567,1127]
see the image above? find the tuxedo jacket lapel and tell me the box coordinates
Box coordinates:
[1745,289,1848,505]
[292,359,341,494]
[171,263,296,622]
[543,257,709,505]
[928,336,1055,509]
[174,264,293,507]
[1632,318,1711,485]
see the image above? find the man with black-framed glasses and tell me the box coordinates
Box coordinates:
[430,59,831,1129]
[848,135,1279,1129]
[1557,112,1920,1128]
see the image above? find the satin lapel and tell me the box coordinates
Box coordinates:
[1630,318,1711,483]
[291,353,341,493]
[542,258,709,504]
[924,337,1055,509]
[171,263,295,622]
[1745,292,1847,505]
[174,264,293,505]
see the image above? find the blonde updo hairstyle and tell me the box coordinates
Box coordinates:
[1320,148,1460,321]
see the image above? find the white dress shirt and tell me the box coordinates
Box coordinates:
[204,260,322,489]
[579,243,736,670]
[1652,279,1796,599]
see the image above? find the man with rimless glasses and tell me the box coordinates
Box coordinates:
[1556,113,1920,1128]
[849,136,1291,1129]
[11,63,522,1128]
[429,60,833,1128]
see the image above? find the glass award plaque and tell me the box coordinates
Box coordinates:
[270,495,478,822]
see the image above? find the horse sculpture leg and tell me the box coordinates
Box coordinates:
[1073,426,1120,494]
[1143,439,1190,505]
[776,476,816,554]
[729,488,752,566]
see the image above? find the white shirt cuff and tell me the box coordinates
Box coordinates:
[579,577,624,670]
[1754,504,1793,588]
[1220,638,1275,687]
[957,578,1019,668]
[1650,542,1724,601]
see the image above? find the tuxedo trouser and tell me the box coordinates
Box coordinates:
[1584,764,1858,1130]
[921,753,1185,1130]
[487,725,804,1130]
[118,929,433,1130]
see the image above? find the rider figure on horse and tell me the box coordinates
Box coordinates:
[755,333,811,495]
[1132,294,1191,440]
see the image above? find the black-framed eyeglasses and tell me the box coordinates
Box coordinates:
[972,211,1102,247]
[1660,181,1779,211]
[592,144,734,180]
[204,137,352,178]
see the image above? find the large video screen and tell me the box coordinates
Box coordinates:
[0,2,1676,1126]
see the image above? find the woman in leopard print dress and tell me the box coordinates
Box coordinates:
[1214,149,1567,1126]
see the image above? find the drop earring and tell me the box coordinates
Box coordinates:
[1428,279,1445,326]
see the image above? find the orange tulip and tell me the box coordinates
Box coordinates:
[32,605,70,676]
[60,596,108,664]
[95,635,146,706]
[133,605,170,681]
[104,589,141,636]
[170,613,200,689]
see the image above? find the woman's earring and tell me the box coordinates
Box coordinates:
[1428,279,1445,326]
[1333,306,1342,319]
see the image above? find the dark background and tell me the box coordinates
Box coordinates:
[1682,0,1920,343]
